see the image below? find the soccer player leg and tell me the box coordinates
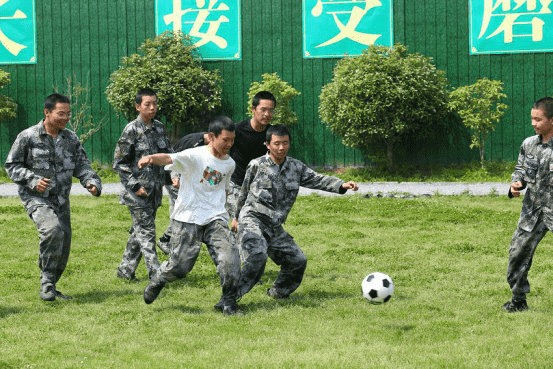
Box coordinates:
[507,219,548,301]
[204,219,241,305]
[225,182,244,262]
[118,214,143,279]
[266,228,307,298]
[236,225,269,298]
[128,206,160,277]
[54,201,72,284]
[31,205,65,299]
[157,221,203,283]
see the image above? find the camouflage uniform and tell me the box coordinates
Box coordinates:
[235,154,346,298]
[114,115,172,278]
[153,219,240,306]
[4,120,102,290]
[507,135,553,301]
[227,119,272,261]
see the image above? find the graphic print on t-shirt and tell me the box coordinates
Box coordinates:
[200,166,223,185]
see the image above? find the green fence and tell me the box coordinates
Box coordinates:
[0,0,549,167]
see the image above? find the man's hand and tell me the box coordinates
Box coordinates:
[138,156,152,169]
[172,177,180,188]
[135,187,147,197]
[36,178,50,193]
[231,218,238,232]
[510,181,523,198]
[87,185,98,196]
[342,181,359,191]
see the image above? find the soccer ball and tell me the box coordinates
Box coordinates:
[361,272,394,304]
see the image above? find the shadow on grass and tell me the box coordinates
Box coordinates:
[0,306,24,319]
[70,288,140,304]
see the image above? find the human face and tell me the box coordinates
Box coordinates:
[44,102,71,132]
[266,134,290,164]
[209,129,235,158]
[136,94,157,124]
[531,108,553,140]
[251,99,275,131]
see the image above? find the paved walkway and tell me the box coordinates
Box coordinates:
[0,182,511,198]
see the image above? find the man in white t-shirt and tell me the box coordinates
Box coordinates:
[137,116,241,315]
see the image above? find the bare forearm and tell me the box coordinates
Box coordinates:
[138,153,173,168]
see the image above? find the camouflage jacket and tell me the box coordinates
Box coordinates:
[512,135,553,231]
[236,154,345,228]
[113,115,172,208]
[5,120,102,216]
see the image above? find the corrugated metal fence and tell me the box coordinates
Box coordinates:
[0,0,550,167]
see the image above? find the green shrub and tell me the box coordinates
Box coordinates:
[449,78,508,166]
[247,72,301,126]
[0,69,17,121]
[319,43,449,171]
[105,31,222,142]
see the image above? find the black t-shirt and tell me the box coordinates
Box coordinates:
[230,119,270,186]
[173,132,207,152]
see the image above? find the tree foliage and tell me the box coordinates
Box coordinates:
[319,43,449,171]
[0,69,17,121]
[55,73,105,143]
[247,72,301,126]
[105,31,222,142]
[448,78,508,166]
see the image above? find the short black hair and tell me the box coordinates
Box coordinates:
[252,91,277,109]
[266,124,290,143]
[136,88,157,105]
[533,97,553,119]
[209,115,235,137]
[44,94,70,111]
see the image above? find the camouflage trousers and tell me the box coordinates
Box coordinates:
[161,184,179,240]
[236,216,307,298]
[161,184,219,262]
[507,213,550,301]
[118,206,160,277]
[225,181,242,261]
[30,203,72,287]
[155,219,240,305]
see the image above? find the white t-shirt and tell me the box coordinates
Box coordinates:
[166,146,235,226]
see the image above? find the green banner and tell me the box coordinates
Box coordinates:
[303,0,393,59]
[0,0,36,64]
[156,0,241,60]
[470,0,553,54]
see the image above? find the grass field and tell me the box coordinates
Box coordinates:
[2,193,553,368]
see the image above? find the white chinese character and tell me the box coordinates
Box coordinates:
[163,0,230,49]
[479,0,552,43]
[310,0,382,48]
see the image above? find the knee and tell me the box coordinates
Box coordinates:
[243,249,268,266]
[43,223,65,243]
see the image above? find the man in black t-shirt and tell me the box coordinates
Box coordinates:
[227,91,277,261]
[157,131,208,254]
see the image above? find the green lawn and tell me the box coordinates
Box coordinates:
[1,193,552,368]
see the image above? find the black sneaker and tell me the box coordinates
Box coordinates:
[144,280,165,304]
[214,296,224,312]
[157,238,170,255]
[40,284,56,301]
[55,289,72,300]
[267,286,291,299]
[116,267,138,282]
[222,302,241,316]
[502,299,528,313]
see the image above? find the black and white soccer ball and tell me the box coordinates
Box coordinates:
[361,272,394,304]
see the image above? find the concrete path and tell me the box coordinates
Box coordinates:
[0,182,511,198]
